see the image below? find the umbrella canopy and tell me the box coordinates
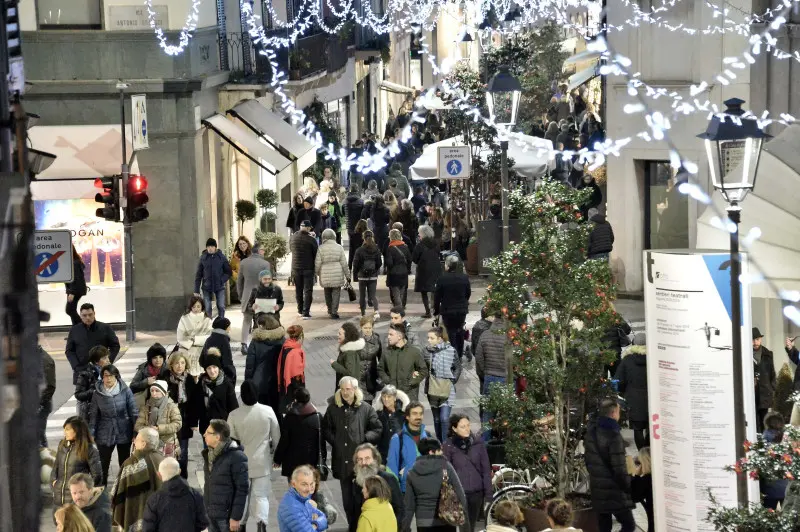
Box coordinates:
[409,135,553,180]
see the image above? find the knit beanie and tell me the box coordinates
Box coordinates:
[206,238,217,247]
[150,380,169,395]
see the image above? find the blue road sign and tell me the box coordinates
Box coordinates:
[35,252,60,278]
[446,159,462,176]
[142,119,147,137]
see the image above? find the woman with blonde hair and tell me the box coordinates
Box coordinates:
[630,447,653,532]
[54,503,96,532]
[487,500,524,532]
[166,351,199,478]
[357,475,396,531]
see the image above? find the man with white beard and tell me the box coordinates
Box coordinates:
[343,443,404,532]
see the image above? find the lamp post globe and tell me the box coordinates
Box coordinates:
[486,65,522,127]
[696,97,770,206]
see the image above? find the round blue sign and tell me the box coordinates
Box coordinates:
[141,119,147,137]
[446,159,462,176]
[35,252,59,277]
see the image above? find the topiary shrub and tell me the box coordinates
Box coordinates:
[235,199,257,235]
[254,229,288,272]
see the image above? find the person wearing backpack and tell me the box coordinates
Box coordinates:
[423,327,459,442]
[352,230,383,319]
[401,438,467,532]
[387,401,432,493]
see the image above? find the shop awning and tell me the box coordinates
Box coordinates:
[202,114,293,182]
[567,64,599,91]
[563,49,602,67]
[380,81,415,94]
[227,100,317,168]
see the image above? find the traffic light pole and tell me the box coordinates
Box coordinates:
[118,83,136,342]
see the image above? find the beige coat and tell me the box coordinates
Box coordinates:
[176,312,212,376]
[134,397,182,450]
[315,234,349,288]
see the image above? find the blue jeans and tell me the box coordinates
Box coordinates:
[203,288,226,318]
[431,401,452,442]
[481,375,507,442]
[589,252,610,261]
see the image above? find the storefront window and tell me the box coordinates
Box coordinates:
[645,161,689,250]
[38,0,102,29]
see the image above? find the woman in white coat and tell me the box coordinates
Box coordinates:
[227,380,281,532]
[176,295,213,377]
[315,228,350,319]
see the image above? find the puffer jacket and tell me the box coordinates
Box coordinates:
[615,345,648,424]
[315,235,350,288]
[331,338,370,395]
[433,271,471,316]
[588,213,615,256]
[245,326,286,410]
[201,330,236,384]
[384,242,411,288]
[584,416,633,512]
[378,343,428,401]
[89,380,137,446]
[322,388,382,480]
[475,319,510,379]
[278,487,329,532]
[202,439,250,521]
[74,364,102,415]
[402,454,467,529]
[344,195,364,234]
[352,245,383,282]
[129,358,170,408]
[194,250,232,293]
[290,230,318,272]
[51,441,103,505]
[411,237,442,292]
[134,397,182,449]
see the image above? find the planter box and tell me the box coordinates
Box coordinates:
[523,506,599,532]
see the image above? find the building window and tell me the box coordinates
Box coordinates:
[38,0,101,29]
[644,160,689,250]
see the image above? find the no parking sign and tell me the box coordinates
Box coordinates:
[34,230,73,284]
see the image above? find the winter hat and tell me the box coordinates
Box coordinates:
[150,380,168,395]
[206,238,217,248]
[147,343,167,364]
[201,347,222,369]
[303,196,314,205]
[212,316,231,330]
[240,380,258,406]
[633,332,646,346]
[258,268,273,280]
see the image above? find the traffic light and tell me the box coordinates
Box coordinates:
[127,174,149,222]
[94,175,120,222]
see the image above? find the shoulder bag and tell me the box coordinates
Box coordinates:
[427,351,452,400]
[437,467,466,526]
[316,413,330,481]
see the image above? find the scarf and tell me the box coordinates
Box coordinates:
[147,395,168,426]
[211,328,229,337]
[453,435,471,453]
[201,373,225,408]
[169,372,187,404]
[389,240,404,247]
[97,381,120,397]
[146,364,161,378]
[207,439,230,471]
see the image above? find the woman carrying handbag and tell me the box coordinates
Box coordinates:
[424,327,458,442]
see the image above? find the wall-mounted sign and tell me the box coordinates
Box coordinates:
[107,5,167,31]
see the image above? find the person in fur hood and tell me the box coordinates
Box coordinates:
[615,332,649,449]
[322,376,382,530]
[245,314,286,410]
[330,322,371,399]
[372,385,410,464]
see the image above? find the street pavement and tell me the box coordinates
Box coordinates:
[38,277,647,531]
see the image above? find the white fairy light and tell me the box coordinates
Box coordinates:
[784,305,800,326]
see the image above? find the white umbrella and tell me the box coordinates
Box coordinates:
[409,135,553,180]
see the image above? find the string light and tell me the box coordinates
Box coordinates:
[146,0,201,56]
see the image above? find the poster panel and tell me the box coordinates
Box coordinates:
[644,250,758,531]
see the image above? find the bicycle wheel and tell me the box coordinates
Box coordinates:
[486,485,537,527]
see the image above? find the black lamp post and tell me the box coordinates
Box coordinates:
[486,65,522,250]
[697,97,769,508]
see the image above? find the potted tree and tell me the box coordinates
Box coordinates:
[254,229,289,275]
[482,181,619,531]
[235,199,257,235]
[256,188,279,233]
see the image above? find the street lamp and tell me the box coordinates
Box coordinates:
[697,97,769,509]
[487,65,522,250]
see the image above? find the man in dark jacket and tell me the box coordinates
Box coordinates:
[322,376,382,531]
[194,238,233,319]
[39,346,56,448]
[70,473,112,532]
[433,255,471,359]
[379,325,428,401]
[65,302,120,384]
[588,211,614,260]
[344,443,403,532]
[584,398,635,532]
[201,317,236,383]
[290,221,319,319]
[343,185,364,231]
[615,333,649,449]
[410,187,427,214]
[294,197,323,236]
[202,419,249,532]
[786,336,800,392]
[753,327,777,433]
[143,457,209,532]
[475,315,509,441]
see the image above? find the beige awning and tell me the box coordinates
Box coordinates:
[380,81,415,94]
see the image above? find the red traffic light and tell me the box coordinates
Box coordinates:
[129,175,148,192]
